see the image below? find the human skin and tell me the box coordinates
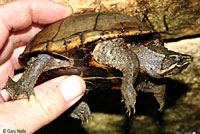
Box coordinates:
[0,0,86,133]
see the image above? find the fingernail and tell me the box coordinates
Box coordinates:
[60,76,85,102]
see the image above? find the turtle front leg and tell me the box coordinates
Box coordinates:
[93,38,139,115]
[136,79,166,111]
[5,54,71,100]
[120,67,139,115]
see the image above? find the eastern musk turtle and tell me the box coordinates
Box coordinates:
[5,13,193,121]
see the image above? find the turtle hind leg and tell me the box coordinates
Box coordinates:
[4,54,71,100]
[69,101,92,122]
[120,58,139,115]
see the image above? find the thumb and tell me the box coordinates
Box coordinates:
[0,75,86,133]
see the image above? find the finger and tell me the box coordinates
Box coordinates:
[0,46,24,89]
[0,75,86,133]
[9,23,45,47]
[0,24,43,64]
[0,0,73,50]
[0,94,5,103]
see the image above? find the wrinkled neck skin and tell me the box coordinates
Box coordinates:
[131,44,165,78]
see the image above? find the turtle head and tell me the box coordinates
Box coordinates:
[135,40,193,78]
[159,52,193,77]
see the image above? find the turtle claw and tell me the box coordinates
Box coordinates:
[4,77,35,100]
[124,98,136,116]
[157,100,165,112]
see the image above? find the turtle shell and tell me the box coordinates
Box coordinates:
[19,13,153,67]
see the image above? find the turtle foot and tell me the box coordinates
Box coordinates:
[4,77,35,100]
[70,101,92,122]
[121,84,137,116]
[153,89,166,112]
[136,80,166,112]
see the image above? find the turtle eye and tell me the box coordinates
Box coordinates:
[172,55,182,64]
[176,58,184,65]
[168,55,180,65]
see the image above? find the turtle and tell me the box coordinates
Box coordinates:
[4,13,193,121]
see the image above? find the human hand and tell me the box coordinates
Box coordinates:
[0,0,86,133]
